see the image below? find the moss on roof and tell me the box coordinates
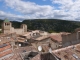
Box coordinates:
[4,18,10,22]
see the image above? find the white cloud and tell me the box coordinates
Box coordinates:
[50,0,80,21]
[0,0,79,21]
[5,0,54,16]
[0,10,27,22]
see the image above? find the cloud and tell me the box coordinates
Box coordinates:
[50,0,80,21]
[0,0,79,21]
[5,0,54,17]
[0,10,27,22]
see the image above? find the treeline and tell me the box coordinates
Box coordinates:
[22,19,80,33]
[0,19,80,33]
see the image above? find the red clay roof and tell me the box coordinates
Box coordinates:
[53,44,80,60]
[2,53,25,60]
[0,44,11,52]
[50,34,62,42]
[0,49,12,58]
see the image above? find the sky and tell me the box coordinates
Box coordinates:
[0,0,80,21]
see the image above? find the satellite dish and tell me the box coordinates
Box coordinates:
[49,48,52,53]
[38,46,42,52]
[19,44,21,47]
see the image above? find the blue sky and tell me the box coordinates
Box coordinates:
[0,0,80,21]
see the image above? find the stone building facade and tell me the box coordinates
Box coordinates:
[2,19,27,35]
[50,31,80,48]
[62,31,80,47]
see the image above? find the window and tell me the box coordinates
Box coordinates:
[5,23,7,26]
[5,23,10,26]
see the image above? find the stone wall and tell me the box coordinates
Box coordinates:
[10,27,14,33]
[62,32,80,47]
[4,30,10,34]
[2,21,27,34]
[14,29,24,35]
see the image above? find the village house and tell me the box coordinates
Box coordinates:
[50,31,80,48]
[17,30,60,52]
[0,43,13,60]
[1,18,80,60]
[52,43,80,60]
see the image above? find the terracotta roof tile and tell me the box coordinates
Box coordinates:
[2,53,22,60]
[0,44,11,52]
[50,34,62,42]
[0,49,12,58]
[53,44,80,60]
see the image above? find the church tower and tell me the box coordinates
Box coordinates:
[2,18,12,34]
[21,24,27,33]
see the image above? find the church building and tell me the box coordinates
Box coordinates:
[2,19,27,35]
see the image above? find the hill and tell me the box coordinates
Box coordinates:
[22,19,80,33]
[0,19,80,33]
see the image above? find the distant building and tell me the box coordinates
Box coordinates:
[50,32,80,48]
[2,18,27,34]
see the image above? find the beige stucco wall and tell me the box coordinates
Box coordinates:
[10,27,14,33]
[4,30,10,34]
[14,29,24,35]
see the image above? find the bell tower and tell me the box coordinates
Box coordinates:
[2,18,12,34]
[21,24,27,33]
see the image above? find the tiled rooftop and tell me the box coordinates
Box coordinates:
[53,44,80,60]
[0,32,80,60]
[50,32,71,42]
[0,43,13,59]
[50,34,62,42]
[34,35,49,41]
[0,44,11,52]
[13,46,37,54]
[31,53,60,60]
[2,53,22,60]
[0,49,12,58]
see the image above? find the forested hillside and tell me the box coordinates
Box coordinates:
[0,19,80,33]
[22,19,80,33]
